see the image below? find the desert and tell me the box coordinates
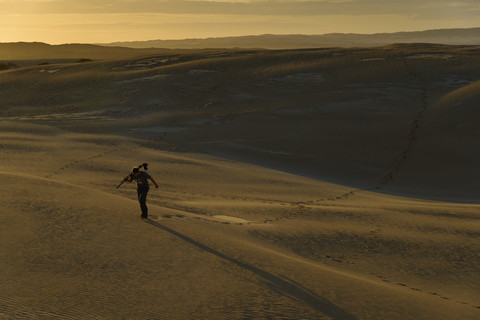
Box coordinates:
[1,42,479,319]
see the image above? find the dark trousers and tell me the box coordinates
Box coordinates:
[137,187,149,218]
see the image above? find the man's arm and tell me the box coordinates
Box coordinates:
[149,177,159,188]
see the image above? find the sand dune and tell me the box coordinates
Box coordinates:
[1,45,479,319]
[430,80,480,128]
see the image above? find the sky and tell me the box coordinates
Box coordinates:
[0,0,479,44]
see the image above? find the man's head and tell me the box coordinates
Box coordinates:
[132,167,140,176]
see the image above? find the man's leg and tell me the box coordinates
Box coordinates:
[137,188,149,218]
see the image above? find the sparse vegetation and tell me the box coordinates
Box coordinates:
[76,58,93,63]
[0,62,18,70]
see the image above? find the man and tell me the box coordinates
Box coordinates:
[126,167,159,220]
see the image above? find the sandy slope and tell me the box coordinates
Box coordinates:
[1,126,478,319]
[1,45,479,319]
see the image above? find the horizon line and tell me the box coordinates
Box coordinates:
[2,26,479,46]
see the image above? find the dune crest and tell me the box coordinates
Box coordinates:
[433,80,480,110]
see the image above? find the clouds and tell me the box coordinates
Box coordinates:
[1,0,478,43]
[1,0,479,16]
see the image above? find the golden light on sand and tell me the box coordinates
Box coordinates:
[1,45,480,310]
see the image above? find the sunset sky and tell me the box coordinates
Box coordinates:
[1,0,479,44]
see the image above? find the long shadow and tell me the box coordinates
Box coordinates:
[145,219,358,320]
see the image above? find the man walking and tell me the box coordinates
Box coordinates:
[126,166,159,219]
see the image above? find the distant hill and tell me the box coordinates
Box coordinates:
[1,28,479,61]
[102,28,480,49]
[0,42,178,60]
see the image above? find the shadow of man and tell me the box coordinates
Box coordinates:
[145,219,358,320]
